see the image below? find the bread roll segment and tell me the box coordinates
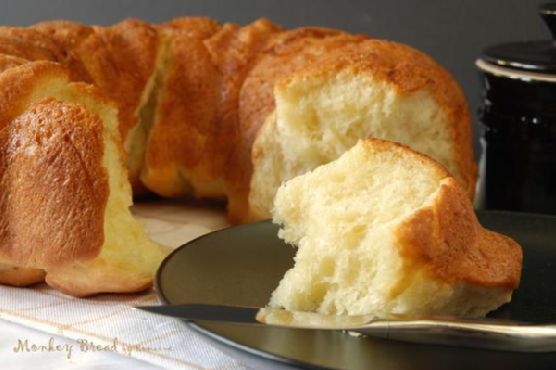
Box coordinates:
[142,18,283,200]
[0,62,166,295]
[268,139,521,318]
[140,17,224,198]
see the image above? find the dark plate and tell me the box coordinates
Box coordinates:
[156,210,556,370]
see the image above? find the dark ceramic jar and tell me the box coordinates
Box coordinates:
[477,3,556,214]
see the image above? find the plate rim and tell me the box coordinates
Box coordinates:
[154,219,325,369]
[153,210,556,369]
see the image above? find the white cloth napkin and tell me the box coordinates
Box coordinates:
[0,201,248,370]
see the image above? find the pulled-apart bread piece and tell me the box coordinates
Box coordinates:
[0,62,167,295]
[266,139,522,319]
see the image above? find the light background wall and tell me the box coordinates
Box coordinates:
[0,0,549,157]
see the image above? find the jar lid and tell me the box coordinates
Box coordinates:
[481,3,556,73]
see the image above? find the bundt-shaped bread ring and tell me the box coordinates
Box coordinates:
[0,18,477,295]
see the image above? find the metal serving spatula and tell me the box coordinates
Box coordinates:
[136,304,556,352]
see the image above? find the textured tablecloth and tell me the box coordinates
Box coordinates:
[0,201,248,370]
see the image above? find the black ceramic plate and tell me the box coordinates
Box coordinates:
[156,210,556,370]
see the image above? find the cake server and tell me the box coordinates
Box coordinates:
[136,304,556,352]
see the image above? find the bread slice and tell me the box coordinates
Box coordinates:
[0,62,167,295]
[267,139,521,318]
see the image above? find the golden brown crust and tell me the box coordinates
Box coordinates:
[7,20,159,191]
[359,138,451,177]
[0,61,70,127]
[0,98,108,269]
[280,39,477,195]
[45,265,151,297]
[0,53,28,73]
[203,18,282,185]
[0,24,92,83]
[0,63,86,284]
[356,140,519,289]
[226,28,366,221]
[162,16,221,37]
[141,17,222,197]
[356,139,520,290]
[31,20,95,82]
[0,266,46,286]
[144,18,282,198]
[0,26,66,62]
[397,176,522,289]
[73,19,159,141]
